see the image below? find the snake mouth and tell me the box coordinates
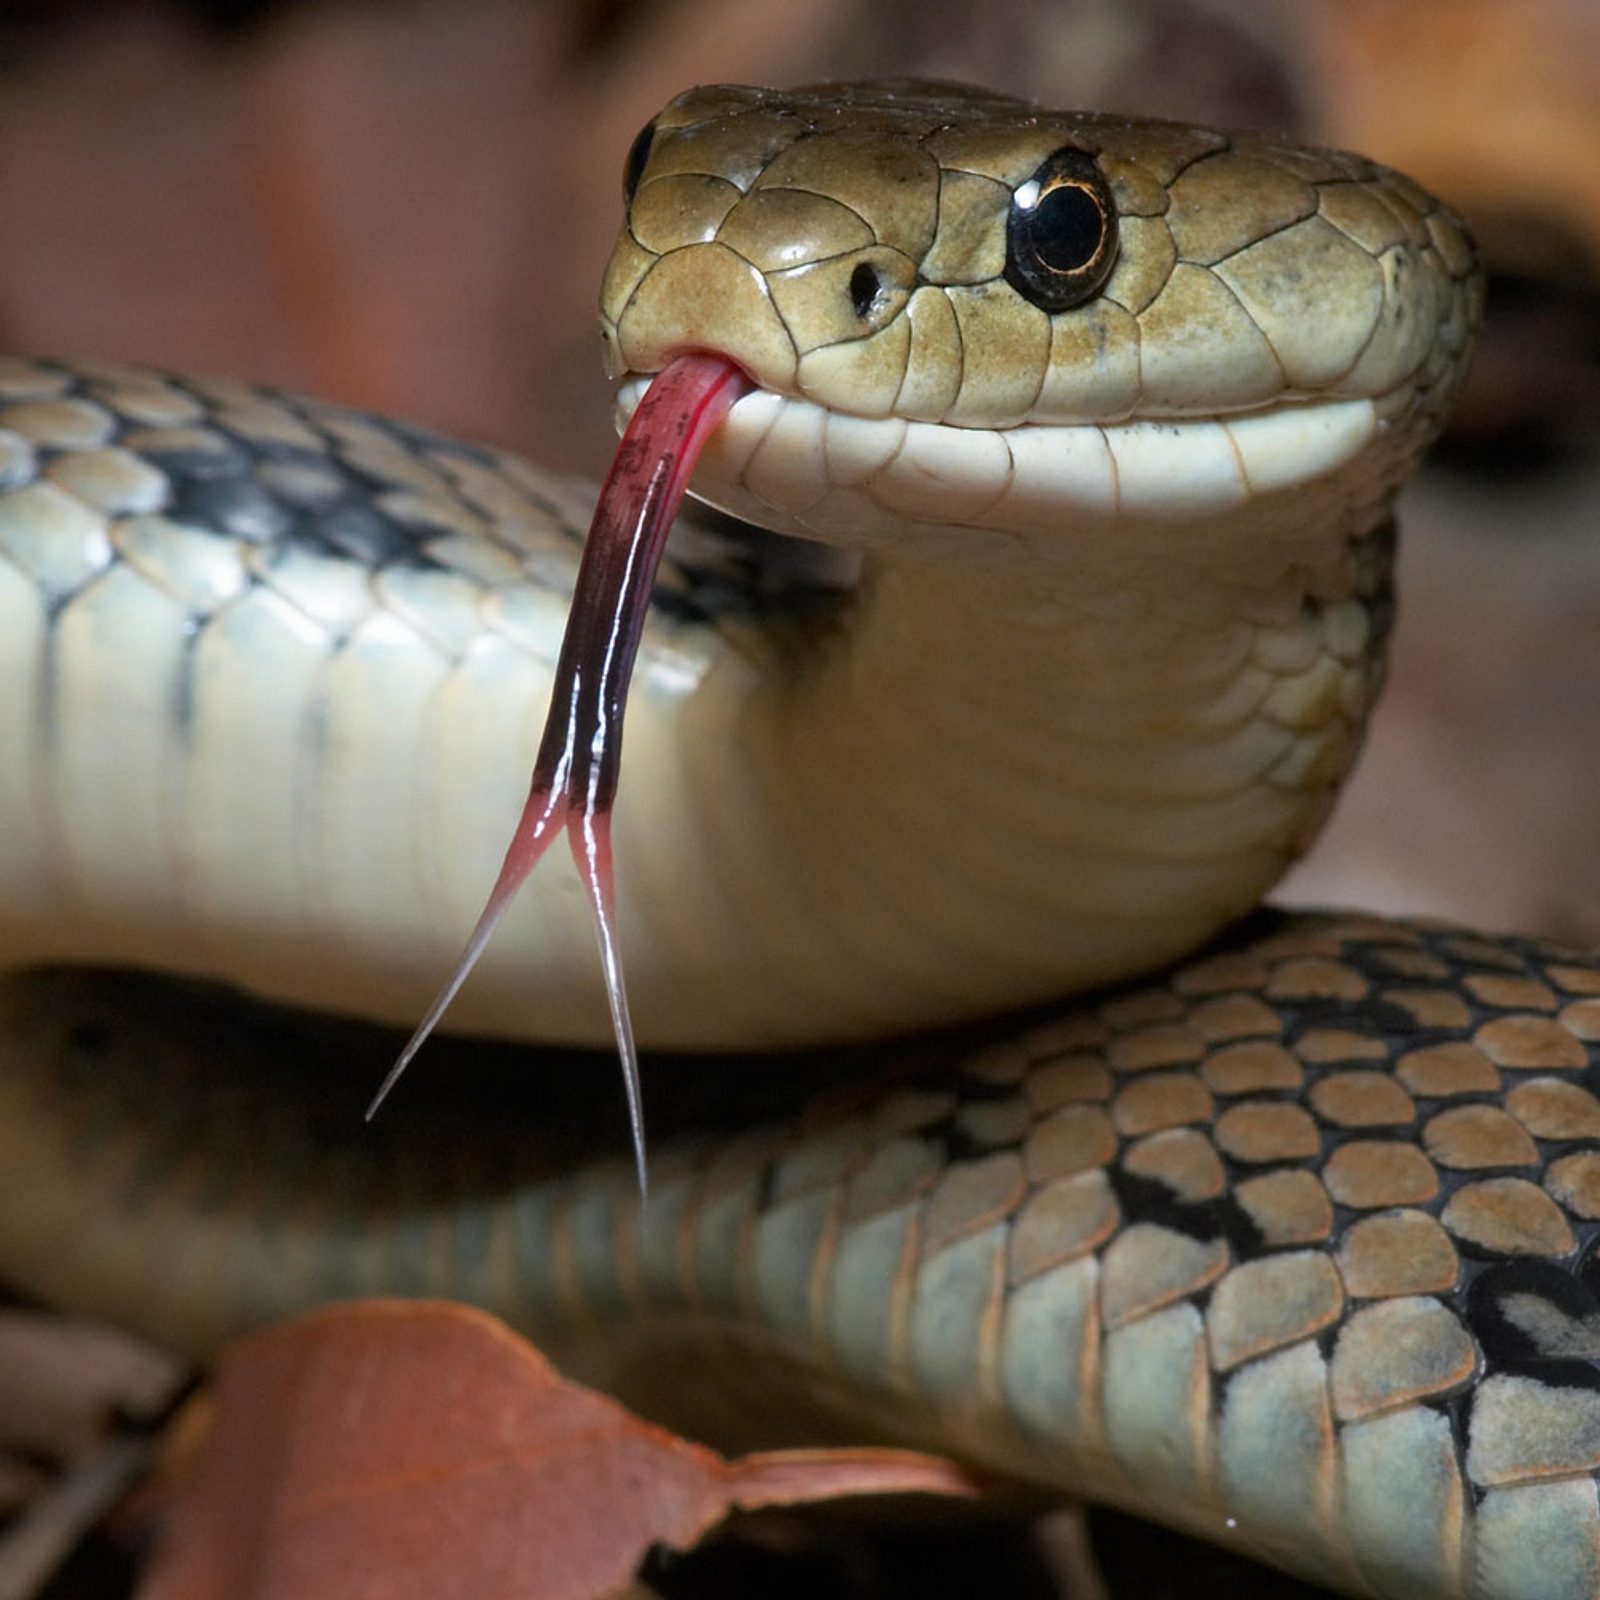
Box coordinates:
[612,373,1385,540]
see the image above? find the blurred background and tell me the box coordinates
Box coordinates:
[0,1,1597,1593]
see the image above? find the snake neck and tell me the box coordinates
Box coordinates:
[701,485,1396,1042]
[0,357,1401,1055]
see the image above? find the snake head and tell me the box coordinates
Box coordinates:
[599,82,1484,555]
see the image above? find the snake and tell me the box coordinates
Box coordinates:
[0,78,1593,1599]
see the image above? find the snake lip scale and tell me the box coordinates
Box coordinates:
[5,78,1597,1600]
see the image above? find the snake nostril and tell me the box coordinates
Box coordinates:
[848,262,882,321]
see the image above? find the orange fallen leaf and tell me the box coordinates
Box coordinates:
[136,1299,982,1600]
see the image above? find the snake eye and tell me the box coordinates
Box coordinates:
[622,121,655,205]
[1004,147,1118,312]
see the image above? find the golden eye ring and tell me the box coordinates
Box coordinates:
[1004,146,1119,312]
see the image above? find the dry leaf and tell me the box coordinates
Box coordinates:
[0,1309,185,1461]
[137,1299,982,1600]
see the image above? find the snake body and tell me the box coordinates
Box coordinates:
[0,82,1591,1600]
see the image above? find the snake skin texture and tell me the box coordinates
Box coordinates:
[605,83,1479,429]
[0,355,855,1045]
[4,914,1600,1598]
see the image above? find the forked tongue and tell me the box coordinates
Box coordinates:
[366,352,751,1192]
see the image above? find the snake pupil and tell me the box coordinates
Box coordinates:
[1033,183,1101,273]
[1004,146,1118,313]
